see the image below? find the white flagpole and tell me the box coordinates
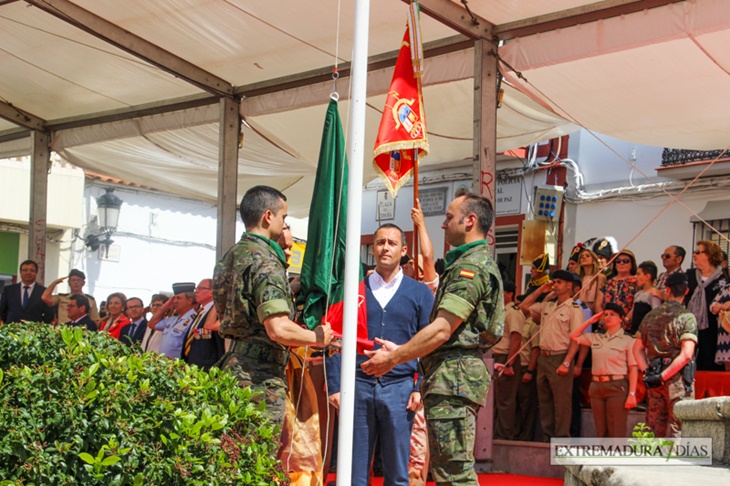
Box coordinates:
[337,0,369,483]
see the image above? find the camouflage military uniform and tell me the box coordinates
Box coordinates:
[421,240,503,485]
[213,233,294,429]
[637,300,698,437]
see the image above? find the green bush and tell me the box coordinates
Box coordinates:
[0,323,287,485]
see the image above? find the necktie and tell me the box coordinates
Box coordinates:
[184,311,205,357]
[22,286,30,309]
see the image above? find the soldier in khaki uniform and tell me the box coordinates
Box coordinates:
[515,308,540,441]
[519,269,584,439]
[212,185,332,429]
[492,281,524,440]
[570,303,638,437]
[363,191,504,486]
[41,269,100,325]
[633,271,697,437]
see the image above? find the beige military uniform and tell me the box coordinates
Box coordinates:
[577,329,637,437]
[493,302,525,440]
[535,299,584,438]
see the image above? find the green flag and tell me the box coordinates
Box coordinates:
[297,99,370,350]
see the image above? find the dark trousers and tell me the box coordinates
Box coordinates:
[537,353,573,438]
[589,379,629,437]
[515,367,538,441]
[493,353,522,440]
[352,378,415,486]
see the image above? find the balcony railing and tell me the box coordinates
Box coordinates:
[661,148,727,166]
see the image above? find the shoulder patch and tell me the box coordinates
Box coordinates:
[459,269,475,279]
[572,302,581,308]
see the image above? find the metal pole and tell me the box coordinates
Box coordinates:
[472,36,498,467]
[217,96,240,259]
[29,130,50,283]
[337,0,370,482]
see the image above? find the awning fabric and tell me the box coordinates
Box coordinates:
[5,0,730,211]
[500,0,730,151]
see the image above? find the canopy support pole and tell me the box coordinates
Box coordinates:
[472,37,498,467]
[29,130,50,282]
[217,97,240,258]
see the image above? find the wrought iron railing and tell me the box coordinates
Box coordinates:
[661,148,728,166]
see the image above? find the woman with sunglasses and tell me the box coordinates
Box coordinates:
[578,248,606,315]
[570,304,637,437]
[686,240,727,371]
[596,250,638,331]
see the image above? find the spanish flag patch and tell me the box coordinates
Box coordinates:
[459,269,475,279]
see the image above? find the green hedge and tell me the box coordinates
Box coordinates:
[0,323,287,485]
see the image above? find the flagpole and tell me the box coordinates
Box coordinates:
[337,0,369,483]
[413,148,419,274]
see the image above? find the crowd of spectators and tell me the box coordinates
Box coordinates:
[0,265,224,371]
[494,237,729,441]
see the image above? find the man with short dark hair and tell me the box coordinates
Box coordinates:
[362,192,504,485]
[655,245,685,291]
[0,260,52,324]
[327,224,434,486]
[148,283,197,359]
[119,297,147,346]
[66,294,97,331]
[41,269,100,325]
[213,185,333,429]
[492,281,524,440]
[634,271,697,437]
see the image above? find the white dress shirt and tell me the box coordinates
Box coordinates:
[368,268,404,309]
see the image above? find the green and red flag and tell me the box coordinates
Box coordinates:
[297,98,371,353]
[372,3,429,197]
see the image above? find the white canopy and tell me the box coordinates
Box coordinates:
[2,0,726,214]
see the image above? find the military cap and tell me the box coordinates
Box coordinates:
[68,269,86,280]
[400,254,413,266]
[592,238,615,259]
[551,269,573,282]
[504,281,517,293]
[172,282,196,295]
[604,302,626,318]
[665,271,688,287]
[569,243,583,263]
[532,253,550,272]
[570,272,582,286]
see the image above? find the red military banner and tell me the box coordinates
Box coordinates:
[372,12,428,198]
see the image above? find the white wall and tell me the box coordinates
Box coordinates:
[0,158,85,228]
[564,189,724,268]
[569,131,667,191]
[76,183,243,306]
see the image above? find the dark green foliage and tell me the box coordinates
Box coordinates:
[0,323,287,485]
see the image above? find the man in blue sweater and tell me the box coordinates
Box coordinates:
[327,223,434,486]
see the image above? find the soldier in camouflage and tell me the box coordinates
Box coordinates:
[362,191,504,486]
[213,185,333,430]
[633,271,697,437]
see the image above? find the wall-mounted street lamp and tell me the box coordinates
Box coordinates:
[85,188,123,258]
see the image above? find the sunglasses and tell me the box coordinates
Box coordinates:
[660,253,673,259]
[693,250,706,255]
[614,258,632,264]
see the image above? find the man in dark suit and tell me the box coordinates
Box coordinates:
[0,260,52,324]
[183,279,225,371]
[65,294,98,331]
[119,297,148,347]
